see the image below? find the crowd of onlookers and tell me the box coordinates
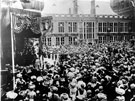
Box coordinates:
[2,41,135,101]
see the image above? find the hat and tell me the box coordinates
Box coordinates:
[99,86,103,90]
[87,90,92,94]
[130,83,135,89]
[77,81,86,89]
[97,93,107,99]
[37,76,43,82]
[116,96,125,101]
[17,73,22,78]
[29,84,36,89]
[31,75,36,80]
[61,93,69,100]
[6,91,18,99]
[51,86,58,92]
[67,72,75,78]
[105,75,112,81]
[70,68,75,72]
[115,87,125,95]
[91,77,97,83]
[95,63,100,67]
[19,90,27,97]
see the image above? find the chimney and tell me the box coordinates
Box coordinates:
[73,0,78,14]
[69,8,71,14]
[91,0,96,16]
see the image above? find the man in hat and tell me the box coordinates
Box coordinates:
[48,86,60,101]
[26,84,36,101]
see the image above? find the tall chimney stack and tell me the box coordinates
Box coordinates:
[91,0,96,16]
[69,8,71,14]
[73,0,78,14]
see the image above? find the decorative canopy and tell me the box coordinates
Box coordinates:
[13,14,41,35]
[11,8,41,37]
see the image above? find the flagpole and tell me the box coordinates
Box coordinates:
[10,12,16,90]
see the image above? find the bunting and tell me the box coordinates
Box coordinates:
[12,14,41,34]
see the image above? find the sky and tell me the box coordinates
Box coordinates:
[9,0,116,15]
[42,0,116,15]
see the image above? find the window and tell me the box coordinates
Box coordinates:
[69,36,72,45]
[84,22,86,39]
[84,22,93,39]
[114,36,117,41]
[80,33,83,39]
[87,22,92,39]
[79,28,83,39]
[128,22,132,32]
[114,23,118,32]
[103,23,107,32]
[68,22,77,32]
[73,22,77,32]
[68,22,72,32]
[55,54,57,60]
[61,37,64,45]
[103,36,106,43]
[73,37,77,45]
[93,22,94,38]
[110,36,113,42]
[42,37,46,45]
[56,37,60,46]
[109,23,113,32]
[99,36,102,43]
[48,38,51,46]
[119,23,124,32]
[58,22,64,32]
[98,23,102,32]
[125,23,128,32]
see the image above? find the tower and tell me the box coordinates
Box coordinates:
[91,0,96,16]
[73,0,78,14]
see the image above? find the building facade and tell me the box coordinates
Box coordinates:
[97,15,133,43]
[41,14,96,47]
[40,14,133,47]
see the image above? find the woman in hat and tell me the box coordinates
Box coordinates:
[69,82,78,101]
[60,93,71,101]
[76,81,87,101]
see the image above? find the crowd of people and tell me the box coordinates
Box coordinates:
[2,41,135,101]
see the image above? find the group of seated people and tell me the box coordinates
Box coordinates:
[2,41,135,101]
